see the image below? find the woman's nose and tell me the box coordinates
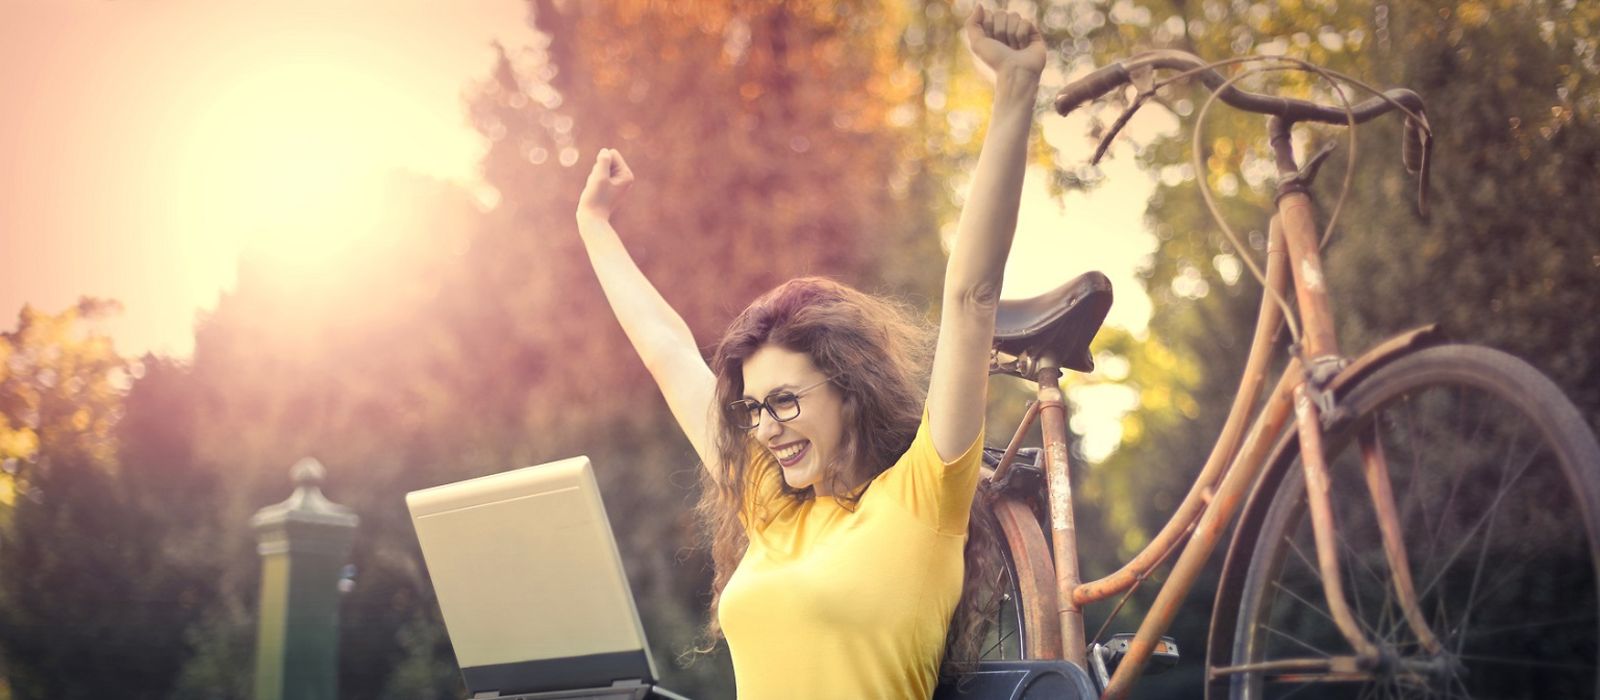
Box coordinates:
[754,412,782,442]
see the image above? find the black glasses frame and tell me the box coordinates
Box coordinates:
[727,376,834,430]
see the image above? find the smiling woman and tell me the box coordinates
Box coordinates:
[568,5,1050,696]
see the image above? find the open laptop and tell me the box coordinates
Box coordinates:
[407,456,690,700]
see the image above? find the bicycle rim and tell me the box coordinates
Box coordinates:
[980,526,1029,660]
[1225,345,1600,699]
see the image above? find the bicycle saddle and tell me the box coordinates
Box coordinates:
[993,271,1112,374]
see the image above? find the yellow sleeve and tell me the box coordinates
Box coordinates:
[875,409,985,536]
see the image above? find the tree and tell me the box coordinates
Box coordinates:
[0,302,210,699]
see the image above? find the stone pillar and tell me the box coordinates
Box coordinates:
[251,458,359,700]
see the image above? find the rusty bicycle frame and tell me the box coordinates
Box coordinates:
[980,50,1439,699]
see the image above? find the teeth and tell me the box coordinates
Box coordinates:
[775,442,807,461]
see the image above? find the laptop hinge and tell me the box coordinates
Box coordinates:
[470,680,649,700]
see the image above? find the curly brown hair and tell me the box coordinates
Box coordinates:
[690,276,1004,680]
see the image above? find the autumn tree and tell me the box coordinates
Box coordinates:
[0,302,212,699]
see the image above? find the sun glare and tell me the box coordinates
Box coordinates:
[170,54,460,275]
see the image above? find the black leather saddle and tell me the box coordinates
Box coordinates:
[993,271,1113,374]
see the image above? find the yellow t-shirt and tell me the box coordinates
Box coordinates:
[717,412,984,699]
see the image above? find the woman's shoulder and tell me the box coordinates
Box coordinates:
[869,408,984,525]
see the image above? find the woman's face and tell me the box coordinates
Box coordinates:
[740,344,851,496]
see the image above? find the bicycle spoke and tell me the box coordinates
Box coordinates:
[1455,612,1598,638]
[1285,529,1390,644]
[1275,681,1316,700]
[1332,521,1392,642]
[1454,653,1597,672]
[1455,552,1537,619]
[1332,516,1387,593]
[1376,588,1407,650]
[1376,677,1399,700]
[1451,431,1516,660]
[1281,513,1403,654]
[1261,623,1334,659]
[1421,388,1484,569]
[981,626,1016,659]
[1416,446,1540,601]
[1288,535,1319,579]
[1427,594,1454,657]
[982,597,1019,659]
[1396,399,1437,564]
[1271,579,1339,629]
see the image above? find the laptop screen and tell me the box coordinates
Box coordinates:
[407,456,658,696]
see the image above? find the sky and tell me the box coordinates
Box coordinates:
[0,0,1165,459]
[0,0,536,356]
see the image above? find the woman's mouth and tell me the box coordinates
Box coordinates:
[773,440,810,468]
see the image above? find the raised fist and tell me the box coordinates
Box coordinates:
[577,148,635,220]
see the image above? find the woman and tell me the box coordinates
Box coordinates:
[574,6,1045,697]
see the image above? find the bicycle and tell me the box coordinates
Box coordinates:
[967,49,1600,699]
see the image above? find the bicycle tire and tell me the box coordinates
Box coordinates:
[1213,344,1600,699]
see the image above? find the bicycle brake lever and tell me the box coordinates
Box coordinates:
[1090,65,1158,166]
[1414,130,1432,220]
[1090,94,1150,165]
[1402,112,1432,219]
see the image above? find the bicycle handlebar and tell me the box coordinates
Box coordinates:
[1052,50,1427,127]
[1054,49,1432,211]
[1053,62,1133,117]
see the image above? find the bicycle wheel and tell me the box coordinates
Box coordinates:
[980,496,1057,661]
[1217,344,1600,699]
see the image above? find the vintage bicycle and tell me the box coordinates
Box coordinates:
[964,49,1600,699]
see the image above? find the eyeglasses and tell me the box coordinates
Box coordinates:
[727,376,833,430]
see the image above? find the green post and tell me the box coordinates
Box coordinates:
[251,458,359,700]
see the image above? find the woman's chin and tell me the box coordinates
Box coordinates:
[780,462,817,491]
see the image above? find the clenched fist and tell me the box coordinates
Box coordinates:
[577,148,635,221]
[964,5,1046,82]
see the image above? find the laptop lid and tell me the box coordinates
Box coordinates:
[407,456,658,696]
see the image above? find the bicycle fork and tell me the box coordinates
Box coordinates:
[1276,127,1445,673]
[1290,383,1445,675]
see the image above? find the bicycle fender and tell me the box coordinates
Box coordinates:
[1326,324,1444,396]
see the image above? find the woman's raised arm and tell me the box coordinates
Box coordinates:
[926,6,1046,460]
[575,149,720,477]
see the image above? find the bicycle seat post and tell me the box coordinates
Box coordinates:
[1033,360,1088,669]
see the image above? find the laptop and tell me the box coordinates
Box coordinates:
[407,456,690,700]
